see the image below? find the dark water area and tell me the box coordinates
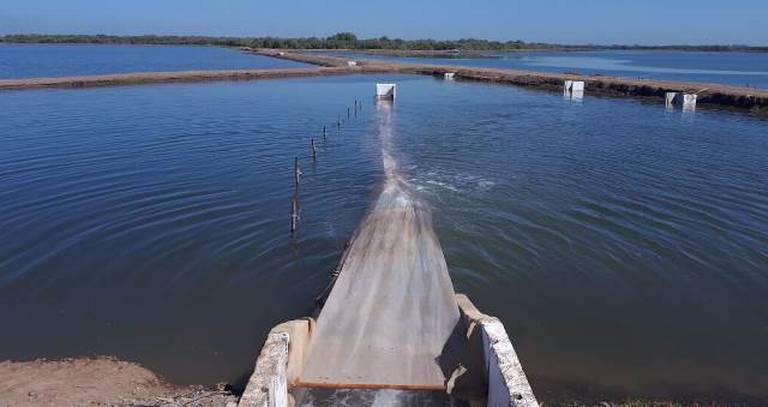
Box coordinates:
[0,44,309,78]
[323,50,768,89]
[1,75,767,403]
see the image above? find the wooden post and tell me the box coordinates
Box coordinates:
[323,125,327,140]
[311,138,317,159]
[347,107,350,119]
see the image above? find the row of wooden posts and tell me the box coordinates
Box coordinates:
[291,99,363,234]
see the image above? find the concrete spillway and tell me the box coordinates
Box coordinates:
[237,88,539,407]
[298,101,461,389]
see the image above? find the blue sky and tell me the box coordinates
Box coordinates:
[1,0,766,45]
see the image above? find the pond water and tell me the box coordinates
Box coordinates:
[324,50,768,89]
[1,75,766,404]
[0,43,309,78]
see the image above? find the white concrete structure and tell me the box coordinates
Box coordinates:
[683,93,697,111]
[376,83,397,99]
[347,60,358,66]
[444,72,456,80]
[239,295,539,407]
[666,92,678,108]
[564,80,585,100]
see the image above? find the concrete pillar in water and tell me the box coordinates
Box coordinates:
[666,92,678,109]
[564,80,584,101]
[376,83,396,100]
[683,93,697,111]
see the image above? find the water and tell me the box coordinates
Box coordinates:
[294,388,465,406]
[322,50,768,89]
[0,44,309,78]
[1,75,767,404]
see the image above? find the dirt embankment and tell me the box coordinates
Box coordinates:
[0,357,238,407]
[0,66,358,91]
[1,48,767,114]
[206,49,768,115]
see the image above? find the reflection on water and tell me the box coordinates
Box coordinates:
[1,75,767,403]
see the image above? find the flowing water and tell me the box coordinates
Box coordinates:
[0,43,309,79]
[320,50,768,89]
[299,101,460,389]
[1,74,767,403]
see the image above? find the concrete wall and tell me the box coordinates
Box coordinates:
[239,320,312,407]
[239,298,538,407]
[456,295,539,407]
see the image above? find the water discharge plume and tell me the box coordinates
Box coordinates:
[299,101,461,389]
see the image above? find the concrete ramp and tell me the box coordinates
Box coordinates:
[298,101,460,389]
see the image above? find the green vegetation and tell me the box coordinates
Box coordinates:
[1,32,766,52]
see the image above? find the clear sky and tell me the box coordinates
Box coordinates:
[1,0,766,45]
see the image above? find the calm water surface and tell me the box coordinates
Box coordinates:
[1,75,767,403]
[0,44,309,78]
[325,50,768,89]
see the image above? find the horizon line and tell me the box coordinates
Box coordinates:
[1,32,766,49]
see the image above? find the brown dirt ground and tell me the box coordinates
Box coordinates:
[0,357,238,407]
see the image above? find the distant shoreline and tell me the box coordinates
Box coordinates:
[2,33,767,53]
[2,49,766,116]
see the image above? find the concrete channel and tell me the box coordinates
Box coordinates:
[237,89,540,407]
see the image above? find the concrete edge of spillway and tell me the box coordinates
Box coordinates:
[2,47,767,115]
[237,294,539,407]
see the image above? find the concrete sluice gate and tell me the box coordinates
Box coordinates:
[239,99,538,407]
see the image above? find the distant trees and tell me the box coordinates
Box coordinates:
[0,33,558,50]
[1,33,765,52]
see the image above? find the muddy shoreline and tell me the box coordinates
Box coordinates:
[0,357,238,407]
[1,357,761,406]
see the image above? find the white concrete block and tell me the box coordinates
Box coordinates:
[564,80,585,100]
[683,93,697,111]
[666,92,678,108]
[376,83,396,99]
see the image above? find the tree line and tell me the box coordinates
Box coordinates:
[1,33,765,52]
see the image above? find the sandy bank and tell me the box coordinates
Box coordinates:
[0,357,237,407]
[0,66,358,90]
